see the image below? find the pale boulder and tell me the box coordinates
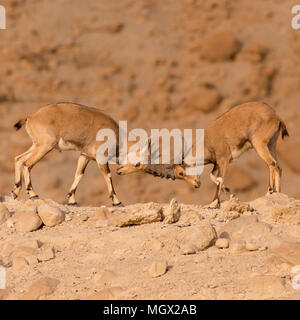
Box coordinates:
[14,207,43,233]
[37,204,65,227]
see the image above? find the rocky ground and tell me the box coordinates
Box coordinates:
[0,192,300,300]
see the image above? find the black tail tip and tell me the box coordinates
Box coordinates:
[14,120,25,131]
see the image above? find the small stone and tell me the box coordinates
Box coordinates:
[246,242,259,251]
[201,30,241,62]
[163,198,181,224]
[109,203,163,227]
[191,220,217,251]
[215,238,229,249]
[180,244,197,255]
[145,239,164,251]
[148,261,168,278]
[230,240,246,253]
[37,204,65,227]
[37,246,55,262]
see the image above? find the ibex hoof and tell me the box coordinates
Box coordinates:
[11,191,17,200]
[113,202,124,207]
[205,200,220,209]
[68,202,79,207]
[29,195,40,200]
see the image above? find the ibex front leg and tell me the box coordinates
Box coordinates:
[67,154,90,206]
[208,159,229,209]
[98,163,123,207]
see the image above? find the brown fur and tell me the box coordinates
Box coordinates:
[12,102,123,206]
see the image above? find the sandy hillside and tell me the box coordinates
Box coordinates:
[0,0,300,301]
[0,0,299,207]
[0,193,300,300]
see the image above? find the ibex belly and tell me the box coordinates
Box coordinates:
[230,141,252,161]
[58,138,81,151]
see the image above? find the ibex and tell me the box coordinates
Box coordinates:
[117,102,289,208]
[12,102,125,206]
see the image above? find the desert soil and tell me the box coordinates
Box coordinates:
[0,193,300,300]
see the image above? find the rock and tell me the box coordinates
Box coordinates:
[270,241,300,266]
[0,203,10,225]
[230,240,246,253]
[215,238,229,249]
[145,239,164,252]
[271,205,300,223]
[216,211,240,222]
[13,208,43,233]
[237,43,268,62]
[188,87,221,113]
[22,277,60,300]
[180,244,197,255]
[87,206,109,227]
[200,30,240,62]
[148,261,168,278]
[245,241,259,251]
[12,256,29,272]
[191,220,217,251]
[37,246,55,262]
[247,275,286,298]
[163,198,181,224]
[109,203,163,227]
[218,216,272,246]
[221,198,255,214]
[86,287,125,300]
[37,204,65,227]
[249,193,294,216]
[177,220,217,251]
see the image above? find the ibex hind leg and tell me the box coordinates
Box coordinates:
[22,144,54,199]
[12,144,36,199]
[268,130,281,193]
[253,139,279,195]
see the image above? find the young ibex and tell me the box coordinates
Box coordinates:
[117,102,289,208]
[12,102,125,206]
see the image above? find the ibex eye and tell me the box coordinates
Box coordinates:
[135,162,140,167]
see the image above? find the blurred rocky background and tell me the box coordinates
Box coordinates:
[0,0,299,206]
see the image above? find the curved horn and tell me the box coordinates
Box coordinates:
[144,164,175,180]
